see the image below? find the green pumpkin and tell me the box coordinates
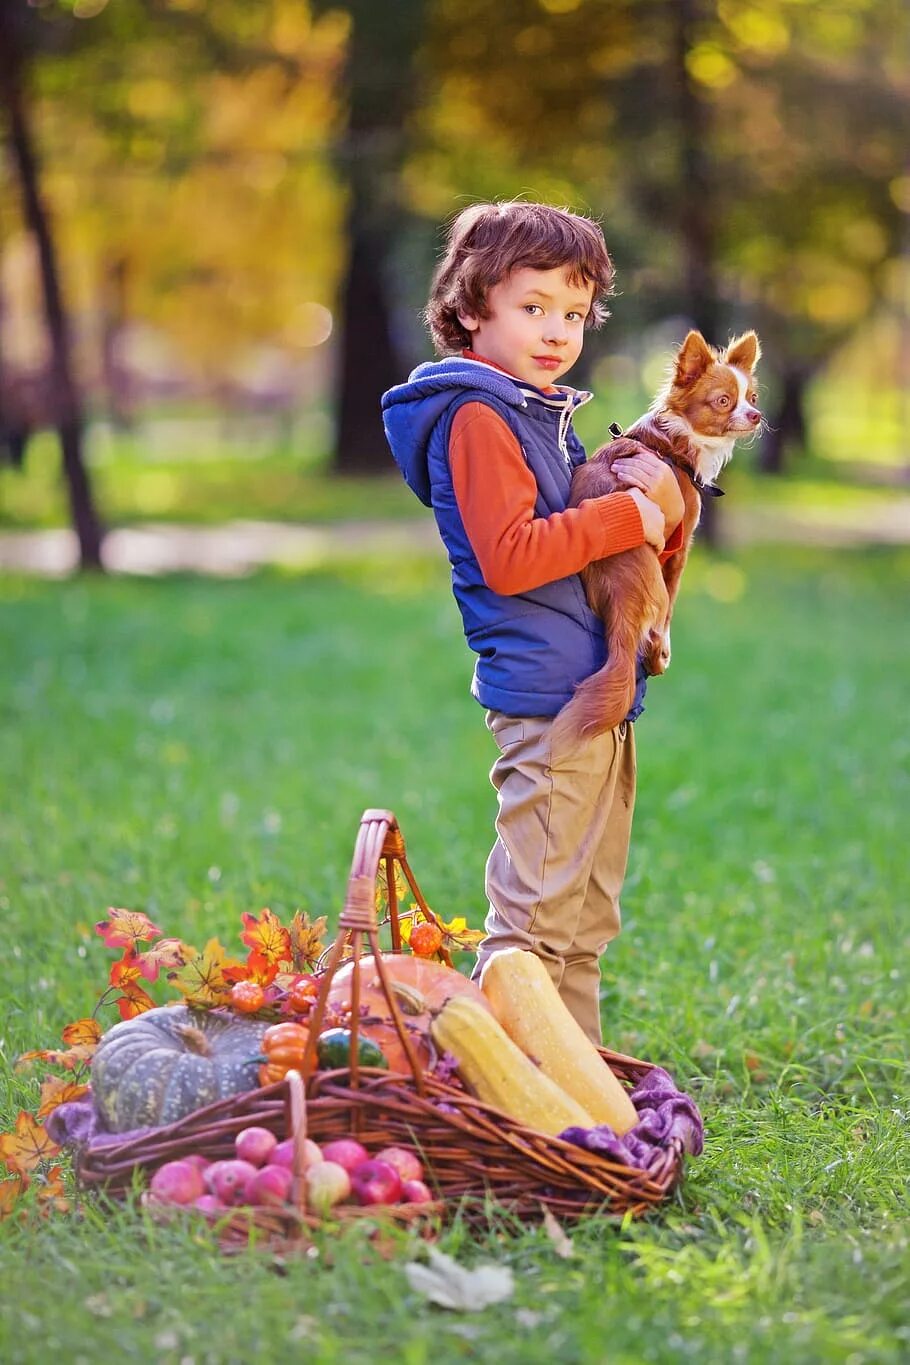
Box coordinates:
[316,1027,389,1071]
[91,1005,269,1132]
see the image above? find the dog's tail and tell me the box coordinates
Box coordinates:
[551,602,639,747]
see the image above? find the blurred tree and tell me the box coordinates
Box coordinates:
[313,0,426,473]
[0,1,103,568]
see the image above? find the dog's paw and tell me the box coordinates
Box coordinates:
[643,628,671,676]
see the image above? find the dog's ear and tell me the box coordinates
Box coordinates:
[725,331,761,372]
[674,331,715,386]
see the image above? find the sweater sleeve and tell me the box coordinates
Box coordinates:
[449,402,647,596]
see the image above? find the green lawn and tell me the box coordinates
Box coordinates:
[1,546,908,1363]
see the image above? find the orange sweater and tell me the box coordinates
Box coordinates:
[449,359,683,596]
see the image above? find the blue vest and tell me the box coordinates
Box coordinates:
[382,358,646,720]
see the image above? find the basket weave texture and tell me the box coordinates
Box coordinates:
[78,809,684,1228]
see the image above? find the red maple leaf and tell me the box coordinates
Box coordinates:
[95,908,162,951]
[240,909,291,967]
[133,936,192,982]
[0,1112,60,1175]
[109,953,155,1017]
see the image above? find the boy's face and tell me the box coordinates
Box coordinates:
[458,266,594,388]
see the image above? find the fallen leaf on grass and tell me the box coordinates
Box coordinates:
[0,1111,60,1175]
[405,1247,514,1311]
[541,1206,574,1259]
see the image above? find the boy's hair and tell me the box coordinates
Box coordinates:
[426,201,614,354]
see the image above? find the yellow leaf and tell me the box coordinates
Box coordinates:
[167,938,240,1007]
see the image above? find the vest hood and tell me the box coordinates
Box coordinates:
[382,358,535,506]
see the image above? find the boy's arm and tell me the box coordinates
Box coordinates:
[450,403,651,595]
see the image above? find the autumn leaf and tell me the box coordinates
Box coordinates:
[0,1175,25,1221]
[16,1042,96,1073]
[168,938,240,1007]
[37,1077,89,1120]
[289,911,328,972]
[36,1164,70,1216]
[109,952,156,1017]
[438,915,486,953]
[61,1018,103,1047]
[95,908,162,951]
[240,908,291,966]
[116,991,155,1020]
[223,951,279,988]
[0,1111,60,1176]
[133,936,192,982]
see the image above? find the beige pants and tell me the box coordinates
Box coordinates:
[471,709,636,1044]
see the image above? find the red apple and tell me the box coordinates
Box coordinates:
[306,1160,351,1215]
[183,1154,211,1174]
[401,1179,433,1204]
[149,1159,205,1205]
[375,1145,423,1184]
[248,1163,294,1208]
[193,1193,226,1214]
[204,1159,258,1206]
[234,1126,277,1167]
[351,1159,402,1206]
[271,1137,323,1172]
[321,1138,369,1174]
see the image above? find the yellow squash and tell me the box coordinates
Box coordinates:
[430,994,595,1137]
[480,949,638,1135]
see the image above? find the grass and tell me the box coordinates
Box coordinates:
[1,545,908,1363]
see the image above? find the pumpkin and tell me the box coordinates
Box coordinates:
[91,1005,269,1132]
[326,954,490,1076]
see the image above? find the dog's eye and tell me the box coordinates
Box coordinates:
[748,392,757,404]
[716,395,730,407]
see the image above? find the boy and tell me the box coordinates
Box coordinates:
[382,201,684,1043]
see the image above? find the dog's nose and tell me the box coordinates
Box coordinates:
[747,408,761,425]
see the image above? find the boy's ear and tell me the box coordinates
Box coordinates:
[674,331,715,386]
[725,331,761,372]
[456,308,480,335]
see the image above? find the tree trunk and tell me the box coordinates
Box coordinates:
[759,364,810,474]
[672,0,721,546]
[0,15,104,569]
[333,200,402,474]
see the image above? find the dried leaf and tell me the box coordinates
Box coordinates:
[541,1206,574,1259]
[289,911,327,972]
[36,1164,70,1215]
[109,953,156,1017]
[0,1111,60,1176]
[61,1018,103,1047]
[0,1175,25,1220]
[95,908,162,951]
[405,1248,514,1311]
[168,938,240,1007]
[133,937,192,982]
[241,909,291,967]
[37,1077,89,1121]
[17,1042,96,1073]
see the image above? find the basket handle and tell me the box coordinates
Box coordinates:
[300,810,430,1096]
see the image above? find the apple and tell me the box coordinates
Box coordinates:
[193,1193,226,1214]
[149,1159,205,1205]
[183,1154,211,1174]
[271,1137,323,1172]
[204,1159,258,1206]
[248,1163,294,1208]
[321,1138,369,1174]
[375,1145,423,1184]
[401,1179,433,1205]
[351,1158,402,1206]
[235,1126,278,1167]
[306,1160,351,1215]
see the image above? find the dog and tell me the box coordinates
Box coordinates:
[555,329,762,741]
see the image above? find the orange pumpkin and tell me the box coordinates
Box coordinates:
[326,954,490,1077]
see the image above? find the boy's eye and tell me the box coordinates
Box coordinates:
[523,304,542,315]
[566,312,583,322]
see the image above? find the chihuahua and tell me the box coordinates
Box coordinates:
[555,329,762,741]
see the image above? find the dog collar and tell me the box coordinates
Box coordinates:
[608,421,725,499]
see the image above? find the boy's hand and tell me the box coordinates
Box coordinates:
[626,488,665,551]
[612,446,685,534]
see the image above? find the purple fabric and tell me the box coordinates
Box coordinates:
[45,1091,156,1151]
[559,1066,704,1171]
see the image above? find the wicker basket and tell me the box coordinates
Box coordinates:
[79,809,685,1231]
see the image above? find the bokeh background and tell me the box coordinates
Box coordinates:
[1,0,908,569]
